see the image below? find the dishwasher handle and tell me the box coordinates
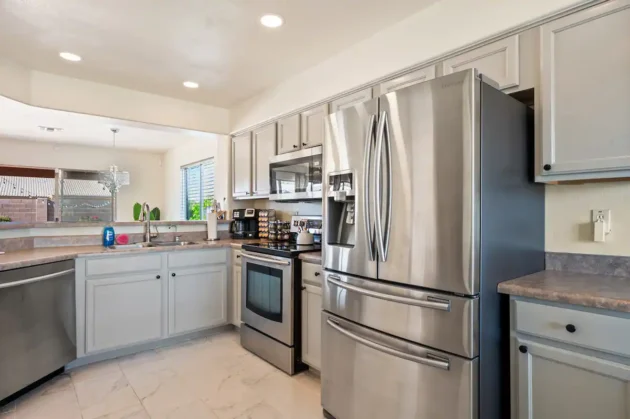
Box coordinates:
[0,268,75,290]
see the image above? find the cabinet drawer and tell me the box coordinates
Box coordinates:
[232,249,242,266]
[85,253,162,276]
[514,299,630,357]
[301,262,322,286]
[168,249,226,269]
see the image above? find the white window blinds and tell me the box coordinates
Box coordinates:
[180,158,215,220]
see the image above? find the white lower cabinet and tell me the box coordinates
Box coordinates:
[86,273,164,353]
[232,265,242,327]
[168,265,227,336]
[511,298,630,419]
[301,283,322,370]
[515,338,630,419]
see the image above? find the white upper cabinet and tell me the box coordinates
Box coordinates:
[300,104,329,149]
[277,114,301,154]
[442,35,520,90]
[252,123,277,197]
[538,0,630,181]
[232,132,252,198]
[330,87,373,112]
[375,65,437,96]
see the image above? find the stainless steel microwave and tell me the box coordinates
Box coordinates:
[269,146,322,201]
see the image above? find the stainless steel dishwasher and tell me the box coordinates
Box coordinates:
[0,260,76,401]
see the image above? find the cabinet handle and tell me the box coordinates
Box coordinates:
[301,286,306,291]
[314,272,320,276]
[156,275,161,279]
[565,324,576,333]
[518,345,528,354]
[302,142,307,146]
[237,255,241,258]
[293,144,298,149]
[171,273,176,277]
[543,164,551,171]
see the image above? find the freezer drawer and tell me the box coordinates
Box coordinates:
[322,312,478,419]
[323,271,478,358]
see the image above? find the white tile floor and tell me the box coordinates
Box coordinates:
[0,331,324,419]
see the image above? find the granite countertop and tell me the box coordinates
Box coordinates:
[299,252,322,264]
[0,239,258,272]
[498,270,630,313]
[0,220,232,230]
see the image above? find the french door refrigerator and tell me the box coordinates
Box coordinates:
[321,69,545,419]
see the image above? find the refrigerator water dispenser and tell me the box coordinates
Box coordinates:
[326,172,355,247]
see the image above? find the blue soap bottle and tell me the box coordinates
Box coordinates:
[103,226,115,247]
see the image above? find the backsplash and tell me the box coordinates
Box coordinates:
[254,200,322,221]
[546,252,630,278]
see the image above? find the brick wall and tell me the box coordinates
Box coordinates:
[0,197,51,223]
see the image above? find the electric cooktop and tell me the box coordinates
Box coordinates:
[241,242,321,258]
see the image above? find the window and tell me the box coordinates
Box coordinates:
[181,158,215,220]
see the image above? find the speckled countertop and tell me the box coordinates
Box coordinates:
[0,239,259,272]
[298,252,321,264]
[498,270,630,313]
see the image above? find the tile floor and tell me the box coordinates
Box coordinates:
[0,331,323,419]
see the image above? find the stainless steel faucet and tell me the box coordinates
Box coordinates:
[142,202,152,243]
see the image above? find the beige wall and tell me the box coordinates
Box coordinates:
[546,181,630,256]
[0,137,164,222]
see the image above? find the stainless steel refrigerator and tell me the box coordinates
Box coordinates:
[321,69,545,419]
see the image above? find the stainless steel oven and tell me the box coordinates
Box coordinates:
[269,146,323,201]
[241,251,295,345]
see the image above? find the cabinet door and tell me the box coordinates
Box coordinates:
[330,87,373,112]
[515,338,630,419]
[442,35,520,90]
[232,132,252,198]
[252,123,277,197]
[301,284,322,370]
[539,0,630,180]
[375,65,437,96]
[232,265,242,327]
[300,104,329,149]
[277,114,301,154]
[168,265,227,336]
[86,273,164,353]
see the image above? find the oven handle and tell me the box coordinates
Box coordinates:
[0,269,75,290]
[326,318,450,370]
[326,275,451,311]
[241,251,291,266]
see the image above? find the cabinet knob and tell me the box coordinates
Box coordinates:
[293,145,298,149]
[314,272,320,276]
[566,324,577,333]
[171,273,176,277]
[156,275,161,279]
[301,286,306,291]
[543,164,551,171]
[518,345,528,354]
[237,255,241,258]
[302,143,308,146]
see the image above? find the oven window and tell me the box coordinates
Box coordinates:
[246,263,283,322]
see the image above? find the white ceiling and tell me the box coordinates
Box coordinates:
[0,0,437,107]
[0,95,218,152]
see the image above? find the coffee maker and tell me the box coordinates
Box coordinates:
[231,208,259,239]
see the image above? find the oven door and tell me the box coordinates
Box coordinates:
[269,146,322,201]
[241,251,294,345]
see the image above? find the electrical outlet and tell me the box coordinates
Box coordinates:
[592,209,611,226]
[592,209,612,242]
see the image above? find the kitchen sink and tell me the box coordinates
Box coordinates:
[150,241,198,247]
[107,242,153,250]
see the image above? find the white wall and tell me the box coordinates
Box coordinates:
[230,0,591,131]
[0,61,230,134]
[0,137,164,221]
[162,137,219,220]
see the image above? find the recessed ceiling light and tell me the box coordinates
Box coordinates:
[260,14,284,28]
[183,81,199,89]
[59,52,82,62]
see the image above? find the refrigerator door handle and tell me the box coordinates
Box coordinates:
[383,110,393,260]
[326,318,450,370]
[375,111,386,262]
[363,114,377,261]
[326,275,451,311]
